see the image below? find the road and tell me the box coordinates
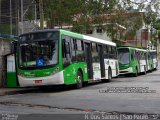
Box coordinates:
[0,68,160,120]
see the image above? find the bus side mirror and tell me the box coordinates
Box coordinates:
[11,40,17,54]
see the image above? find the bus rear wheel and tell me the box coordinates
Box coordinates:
[76,71,83,89]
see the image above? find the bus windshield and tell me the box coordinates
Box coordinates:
[118,48,130,65]
[18,33,59,69]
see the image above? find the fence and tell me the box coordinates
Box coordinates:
[0,0,39,36]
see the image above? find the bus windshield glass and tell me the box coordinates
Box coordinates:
[118,48,130,65]
[18,32,59,69]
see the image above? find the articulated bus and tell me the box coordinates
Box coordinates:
[149,50,158,70]
[17,29,118,88]
[118,46,156,76]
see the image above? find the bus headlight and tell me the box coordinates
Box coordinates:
[18,73,24,77]
[51,67,59,75]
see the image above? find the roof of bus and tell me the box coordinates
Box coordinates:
[19,29,116,46]
[60,29,116,46]
[149,49,156,52]
[19,29,59,36]
[118,46,147,51]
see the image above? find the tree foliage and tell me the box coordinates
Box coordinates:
[40,0,160,43]
[153,18,160,41]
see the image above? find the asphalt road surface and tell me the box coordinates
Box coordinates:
[0,67,160,120]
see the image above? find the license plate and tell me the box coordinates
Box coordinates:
[35,80,42,84]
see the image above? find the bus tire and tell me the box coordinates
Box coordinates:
[133,67,138,77]
[76,71,83,89]
[108,67,112,82]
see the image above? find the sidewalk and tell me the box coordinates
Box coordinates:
[0,87,37,96]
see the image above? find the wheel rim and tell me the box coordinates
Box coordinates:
[77,72,82,88]
[77,75,82,84]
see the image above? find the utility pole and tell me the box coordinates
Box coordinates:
[39,0,44,29]
[10,0,12,34]
[17,0,20,35]
[0,0,1,24]
[21,0,24,34]
[35,1,37,23]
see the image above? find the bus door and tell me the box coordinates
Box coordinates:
[98,45,105,77]
[84,43,93,79]
[135,50,140,71]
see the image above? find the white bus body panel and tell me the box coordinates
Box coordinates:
[104,59,118,78]
[139,60,147,73]
[18,71,64,87]
[92,63,101,80]
[153,58,158,69]
[119,67,133,75]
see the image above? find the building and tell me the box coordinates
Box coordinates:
[125,27,150,48]
[119,11,152,48]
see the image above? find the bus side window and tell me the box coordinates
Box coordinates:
[131,51,134,61]
[133,50,137,61]
[108,46,112,59]
[144,53,147,61]
[91,42,99,62]
[70,38,76,62]
[112,46,117,59]
[148,53,151,60]
[62,36,72,67]
[76,39,85,62]
[105,45,109,59]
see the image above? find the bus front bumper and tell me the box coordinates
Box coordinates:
[119,67,133,75]
[18,71,64,87]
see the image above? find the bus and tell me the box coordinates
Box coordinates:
[17,29,118,88]
[118,47,147,76]
[149,50,158,70]
[146,50,154,71]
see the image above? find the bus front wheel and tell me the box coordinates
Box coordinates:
[76,71,83,89]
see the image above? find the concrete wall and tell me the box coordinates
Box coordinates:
[0,39,11,87]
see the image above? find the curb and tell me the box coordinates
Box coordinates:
[0,88,38,96]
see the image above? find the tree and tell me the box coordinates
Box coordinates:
[153,18,160,43]
[41,0,160,45]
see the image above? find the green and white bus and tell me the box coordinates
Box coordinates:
[17,29,118,88]
[146,50,153,71]
[118,47,148,76]
[149,50,158,70]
